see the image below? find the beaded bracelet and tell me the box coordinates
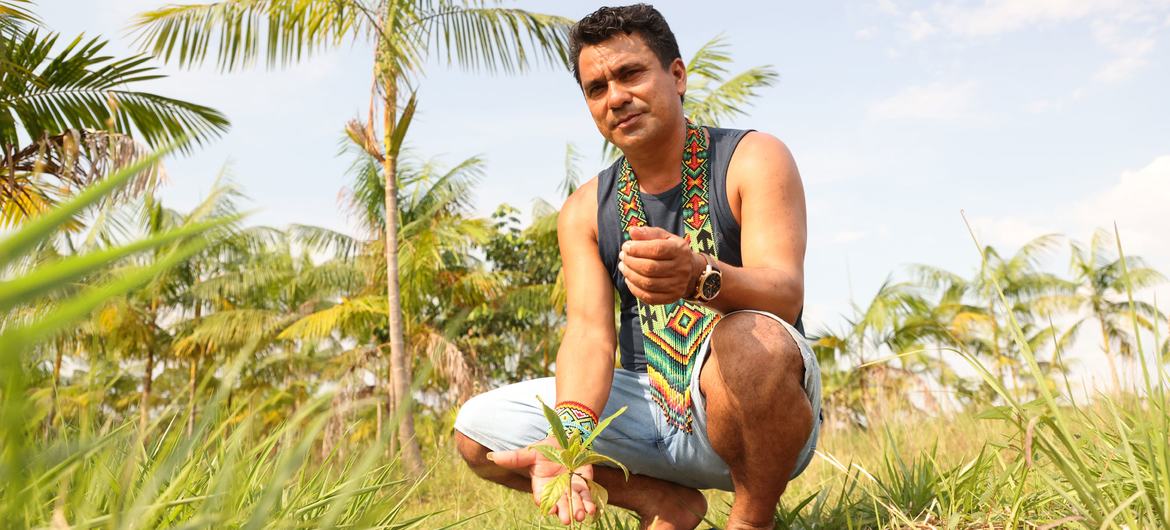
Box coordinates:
[552,400,599,442]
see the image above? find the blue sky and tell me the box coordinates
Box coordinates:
[41,1,1170,389]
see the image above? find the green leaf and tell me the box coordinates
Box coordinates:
[388,89,417,162]
[538,472,570,517]
[579,454,630,481]
[531,444,566,469]
[0,214,239,313]
[0,144,173,268]
[537,395,568,447]
[584,477,609,513]
[582,405,627,448]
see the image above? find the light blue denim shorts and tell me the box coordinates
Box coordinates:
[454,310,822,491]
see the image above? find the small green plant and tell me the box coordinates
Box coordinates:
[535,397,629,526]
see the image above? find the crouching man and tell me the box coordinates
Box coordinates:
[453,4,822,529]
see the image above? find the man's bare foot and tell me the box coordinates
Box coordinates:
[636,484,707,530]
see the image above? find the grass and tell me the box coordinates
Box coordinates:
[3,152,1167,528]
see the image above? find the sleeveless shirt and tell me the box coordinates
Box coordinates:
[596,126,806,372]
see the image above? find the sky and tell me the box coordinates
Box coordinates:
[38,0,1170,390]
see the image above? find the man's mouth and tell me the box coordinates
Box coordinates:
[614,112,642,129]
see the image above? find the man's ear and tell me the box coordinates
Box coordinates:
[671,58,687,98]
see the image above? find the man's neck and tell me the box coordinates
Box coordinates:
[624,116,686,195]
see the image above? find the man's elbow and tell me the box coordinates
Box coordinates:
[773,278,804,326]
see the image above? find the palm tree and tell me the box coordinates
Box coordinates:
[89,183,247,429]
[131,0,572,472]
[966,235,1075,390]
[0,0,228,226]
[1066,229,1166,393]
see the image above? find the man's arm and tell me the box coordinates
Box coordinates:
[617,132,806,324]
[489,177,616,526]
[708,132,806,322]
[554,177,618,417]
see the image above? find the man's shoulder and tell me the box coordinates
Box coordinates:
[726,130,797,182]
[558,175,601,237]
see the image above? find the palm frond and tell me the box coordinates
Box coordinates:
[130,0,368,72]
[2,31,229,149]
[418,4,572,74]
[685,34,731,82]
[685,66,778,127]
[278,295,387,342]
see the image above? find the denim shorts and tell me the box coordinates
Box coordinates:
[454,310,823,491]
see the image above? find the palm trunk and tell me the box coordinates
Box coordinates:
[187,303,202,436]
[382,72,423,475]
[1098,316,1122,394]
[186,357,197,436]
[50,340,64,427]
[140,348,154,431]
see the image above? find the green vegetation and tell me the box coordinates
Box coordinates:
[2,0,1169,528]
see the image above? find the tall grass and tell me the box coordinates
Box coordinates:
[0,152,457,529]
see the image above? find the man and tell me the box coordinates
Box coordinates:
[453,4,822,530]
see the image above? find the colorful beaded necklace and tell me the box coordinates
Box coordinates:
[615,117,721,433]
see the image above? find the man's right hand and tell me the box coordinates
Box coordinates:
[488,436,596,525]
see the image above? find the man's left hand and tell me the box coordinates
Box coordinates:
[618,226,704,305]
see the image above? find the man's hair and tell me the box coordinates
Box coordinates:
[568,4,682,85]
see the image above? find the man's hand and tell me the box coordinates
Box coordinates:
[618,226,705,305]
[489,436,596,525]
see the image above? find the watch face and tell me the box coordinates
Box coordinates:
[701,273,722,300]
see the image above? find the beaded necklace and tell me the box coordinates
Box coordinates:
[615,118,721,433]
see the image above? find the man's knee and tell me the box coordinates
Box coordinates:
[452,393,494,468]
[708,312,805,389]
[454,429,490,468]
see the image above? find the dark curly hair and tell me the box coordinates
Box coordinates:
[568,4,682,85]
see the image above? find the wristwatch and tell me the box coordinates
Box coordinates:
[687,253,722,303]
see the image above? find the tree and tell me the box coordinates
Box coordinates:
[132,0,573,472]
[1066,228,1166,393]
[0,0,228,226]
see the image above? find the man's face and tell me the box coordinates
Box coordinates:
[577,32,686,151]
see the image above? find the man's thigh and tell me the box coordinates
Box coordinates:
[453,369,680,481]
[666,310,823,490]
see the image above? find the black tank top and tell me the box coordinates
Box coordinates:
[596,126,806,372]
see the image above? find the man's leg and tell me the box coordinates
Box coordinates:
[454,432,707,530]
[700,312,815,530]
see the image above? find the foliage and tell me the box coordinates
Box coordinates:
[0,1,228,225]
[535,397,629,526]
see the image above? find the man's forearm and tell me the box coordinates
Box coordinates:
[553,326,616,429]
[693,253,803,325]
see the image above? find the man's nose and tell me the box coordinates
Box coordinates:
[607,82,632,109]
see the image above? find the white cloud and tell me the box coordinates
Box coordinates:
[969,155,1170,274]
[1075,155,1170,262]
[904,10,938,40]
[868,81,978,121]
[877,0,901,16]
[1025,88,1086,113]
[1092,20,1158,82]
[933,0,1127,37]
[855,27,879,40]
[967,215,1062,251]
[881,1,1168,83]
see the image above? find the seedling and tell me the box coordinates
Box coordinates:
[535,397,630,525]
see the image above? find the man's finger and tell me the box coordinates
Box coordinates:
[621,252,677,277]
[487,448,535,469]
[629,225,673,241]
[625,279,679,305]
[556,491,571,525]
[622,239,674,260]
[620,263,676,295]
